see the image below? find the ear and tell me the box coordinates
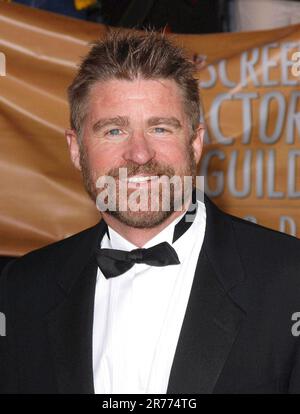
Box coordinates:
[192,123,205,164]
[65,129,81,171]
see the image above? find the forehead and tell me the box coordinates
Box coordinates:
[86,78,186,119]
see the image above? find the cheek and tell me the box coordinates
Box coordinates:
[85,145,124,175]
[157,142,190,164]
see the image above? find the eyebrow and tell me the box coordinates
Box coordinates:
[147,117,182,129]
[92,116,129,133]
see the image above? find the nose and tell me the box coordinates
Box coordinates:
[122,132,156,165]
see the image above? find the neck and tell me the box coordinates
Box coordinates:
[101,200,192,248]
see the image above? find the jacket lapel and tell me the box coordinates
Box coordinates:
[167,196,246,393]
[167,249,245,393]
[46,220,107,394]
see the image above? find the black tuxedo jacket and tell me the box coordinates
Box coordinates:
[1,196,300,394]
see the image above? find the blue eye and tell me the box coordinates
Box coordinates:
[154,127,166,133]
[108,128,122,136]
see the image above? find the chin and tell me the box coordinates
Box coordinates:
[107,209,174,229]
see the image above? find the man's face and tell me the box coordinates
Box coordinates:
[66,78,204,228]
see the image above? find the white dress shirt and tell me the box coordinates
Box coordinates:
[93,200,206,394]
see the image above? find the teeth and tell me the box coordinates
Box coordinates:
[127,176,156,183]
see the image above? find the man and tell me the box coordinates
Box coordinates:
[1,30,300,394]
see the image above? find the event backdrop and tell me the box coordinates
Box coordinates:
[0,1,299,256]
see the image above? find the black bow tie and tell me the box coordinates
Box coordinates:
[95,241,180,279]
[95,193,198,279]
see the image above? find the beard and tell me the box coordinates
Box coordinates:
[79,141,197,229]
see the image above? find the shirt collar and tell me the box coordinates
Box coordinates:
[104,199,204,264]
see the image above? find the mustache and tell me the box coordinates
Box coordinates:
[107,161,176,179]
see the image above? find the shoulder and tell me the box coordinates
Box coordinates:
[205,195,300,257]
[205,195,300,283]
[224,211,300,289]
[0,221,103,292]
[229,212,300,257]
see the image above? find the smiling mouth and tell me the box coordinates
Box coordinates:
[117,174,160,184]
[126,175,159,183]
